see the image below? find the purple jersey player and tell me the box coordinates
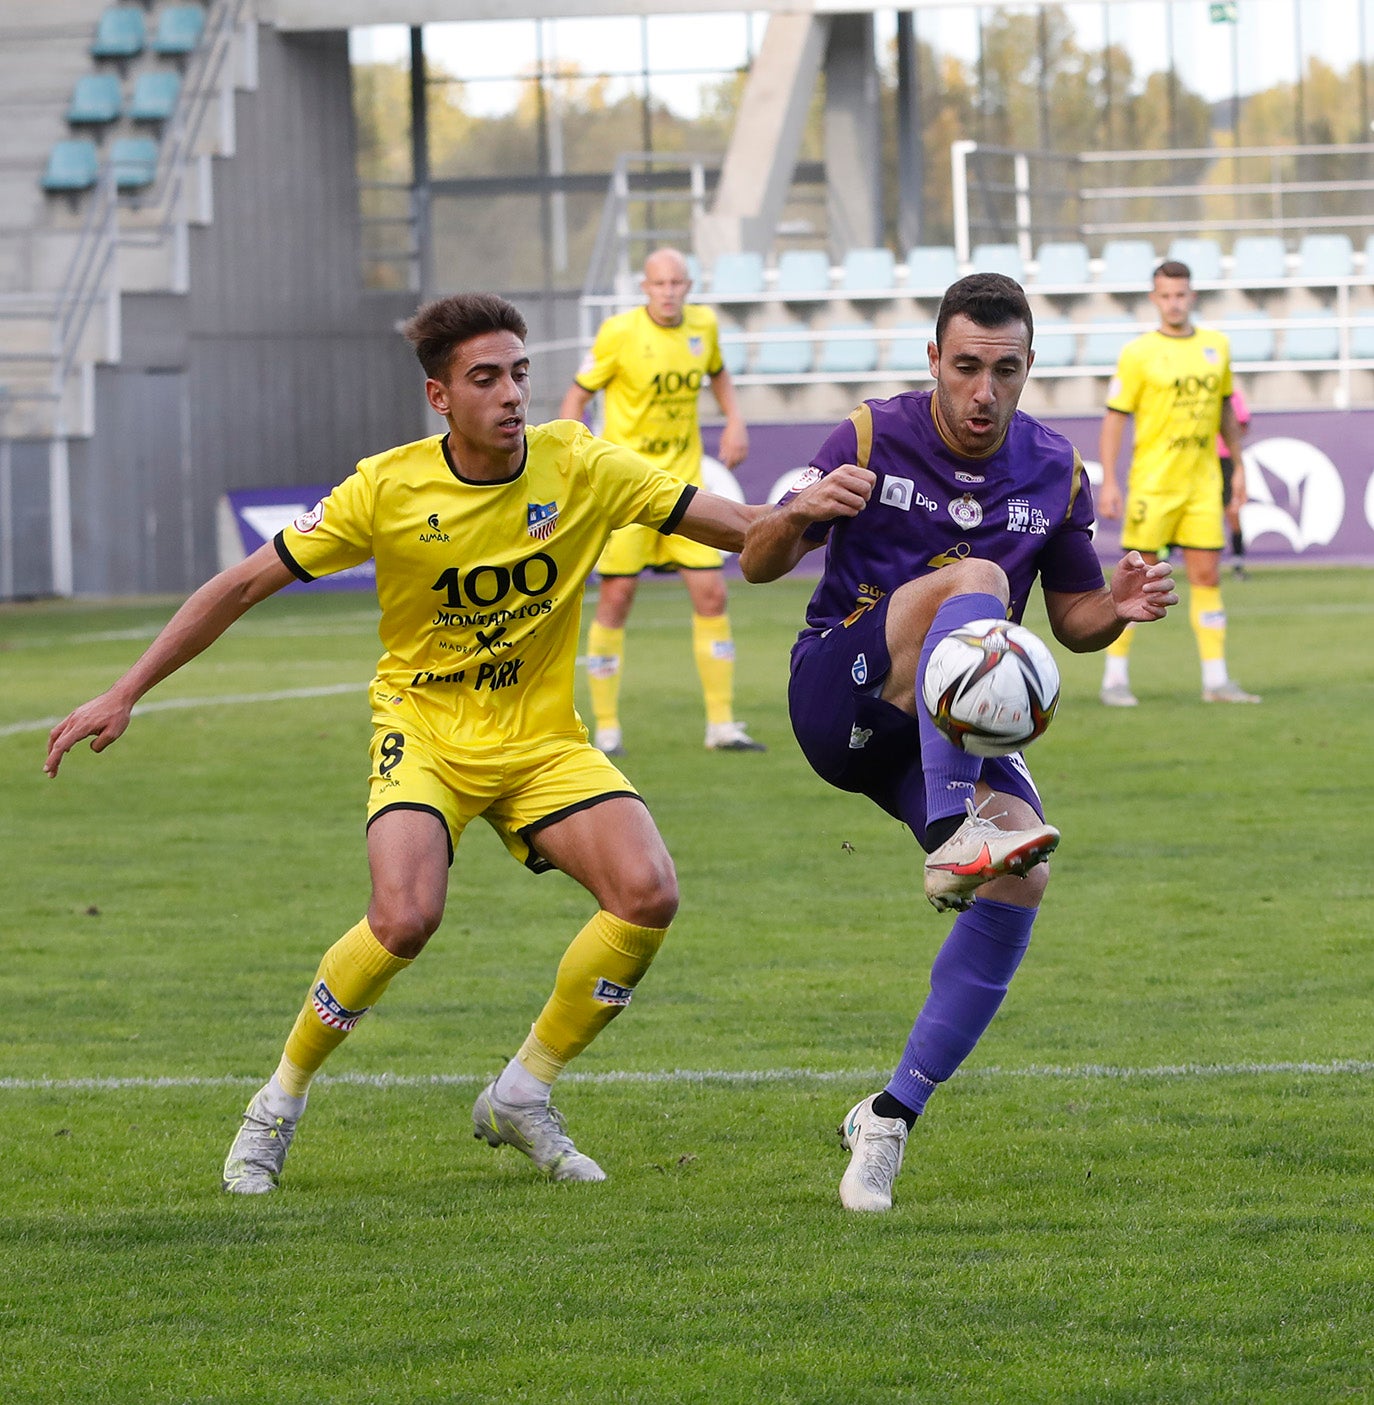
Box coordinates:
[741,273,1178,1212]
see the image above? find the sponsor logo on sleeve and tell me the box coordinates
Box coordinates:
[851,652,869,685]
[293,501,325,533]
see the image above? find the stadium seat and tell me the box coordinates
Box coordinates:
[1166,237,1223,281]
[1224,312,1276,363]
[840,247,896,295]
[129,70,181,123]
[1365,234,1374,277]
[1098,240,1157,286]
[970,243,1025,281]
[752,323,812,376]
[152,4,206,57]
[1033,242,1091,287]
[1082,316,1135,366]
[884,322,934,373]
[1282,312,1339,362]
[683,252,701,288]
[904,246,960,294]
[42,138,101,193]
[1297,234,1353,282]
[110,135,159,190]
[1032,318,1077,368]
[1230,236,1288,283]
[774,249,831,297]
[91,5,146,61]
[708,252,765,301]
[718,330,747,377]
[1350,315,1374,360]
[815,322,879,375]
[67,73,123,127]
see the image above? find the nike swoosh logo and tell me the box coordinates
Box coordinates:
[930,842,993,875]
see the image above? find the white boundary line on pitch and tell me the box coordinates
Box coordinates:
[0,683,365,739]
[5,1060,1374,1094]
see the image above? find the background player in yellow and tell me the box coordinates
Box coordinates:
[44,292,762,1194]
[559,246,763,755]
[1096,259,1260,706]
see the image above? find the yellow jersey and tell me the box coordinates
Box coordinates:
[275,422,694,750]
[1106,327,1233,493]
[574,304,724,485]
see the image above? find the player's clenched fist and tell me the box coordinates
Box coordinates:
[785,463,875,524]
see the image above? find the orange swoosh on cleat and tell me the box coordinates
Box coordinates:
[932,843,993,875]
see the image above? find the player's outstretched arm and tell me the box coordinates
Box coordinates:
[739,464,875,583]
[44,543,295,778]
[559,382,595,425]
[673,490,768,554]
[1042,552,1177,653]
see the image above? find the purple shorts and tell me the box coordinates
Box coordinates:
[787,594,1044,851]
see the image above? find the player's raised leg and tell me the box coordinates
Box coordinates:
[473,796,676,1182]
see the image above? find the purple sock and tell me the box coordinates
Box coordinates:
[884,898,1037,1117]
[918,592,1006,825]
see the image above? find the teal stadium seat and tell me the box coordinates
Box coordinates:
[1098,240,1157,286]
[752,323,812,376]
[1351,316,1374,360]
[1297,234,1353,281]
[1224,313,1275,363]
[815,322,879,376]
[884,322,933,373]
[91,5,146,61]
[130,70,181,123]
[970,243,1025,281]
[1033,242,1090,286]
[111,135,159,190]
[1082,317,1135,366]
[1282,312,1339,362]
[1032,319,1077,368]
[905,246,960,294]
[1230,236,1287,283]
[43,138,101,192]
[1166,237,1223,281]
[774,249,830,297]
[153,5,206,57]
[718,330,747,376]
[840,247,896,295]
[708,252,765,301]
[67,73,123,126]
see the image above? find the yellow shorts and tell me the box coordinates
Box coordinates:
[596,521,723,577]
[366,722,640,873]
[1120,472,1225,554]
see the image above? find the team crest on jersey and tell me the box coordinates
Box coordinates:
[311,981,370,1032]
[1204,346,1219,363]
[293,500,325,533]
[592,977,635,1006]
[527,501,559,540]
[688,336,703,355]
[948,493,984,530]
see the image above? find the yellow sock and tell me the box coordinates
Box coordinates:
[520,911,669,1082]
[277,918,413,1095]
[1105,622,1136,659]
[692,612,735,727]
[586,621,625,732]
[1190,584,1226,663]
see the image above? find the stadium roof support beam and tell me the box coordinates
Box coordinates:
[824,12,882,256]
[694,12,829,264]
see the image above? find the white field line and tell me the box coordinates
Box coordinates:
[0,683,365,739]
[5,1060,1374,1094]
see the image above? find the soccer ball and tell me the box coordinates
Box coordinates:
[921,618,1060,757]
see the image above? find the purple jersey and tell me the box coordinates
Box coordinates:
[784,391,1104,636]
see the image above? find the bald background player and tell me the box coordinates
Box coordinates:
[560,247,763,755]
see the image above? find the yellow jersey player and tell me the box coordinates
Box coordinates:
[1096,259,1259,706]
[44,292,763,1193]
[560,246,763,756]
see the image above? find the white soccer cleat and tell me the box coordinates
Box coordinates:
[838,1095,910,1212]
[1202,680,1261,704]
[472,1082,607,1182]
[924,797,1059,912]
[1099,684,1139,707]
[222,1084,303,1194]
[704,720,766,752]
[594,725,625,757]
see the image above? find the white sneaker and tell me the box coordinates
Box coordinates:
[704,720,766,751]
[472,1081,607,1182]
[1099,684,1139,707]
[594,725,625,757]
[1202,680,1261,704]
[924,797,1060,912]
[222,1083,303,1194]
[839,1095,909,1212]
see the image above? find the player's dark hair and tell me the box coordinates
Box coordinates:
[1154,259,1192,283]
[936,273,1034,349]
[403,293,528,379]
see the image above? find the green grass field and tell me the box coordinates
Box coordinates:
[3,566,1373,1403]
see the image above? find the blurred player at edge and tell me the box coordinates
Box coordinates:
[559,247,764,756]
[1096,260,1260,705]
[740,273,1178,1211]
[45,292,764,1194]
[1219,381,1251,577]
